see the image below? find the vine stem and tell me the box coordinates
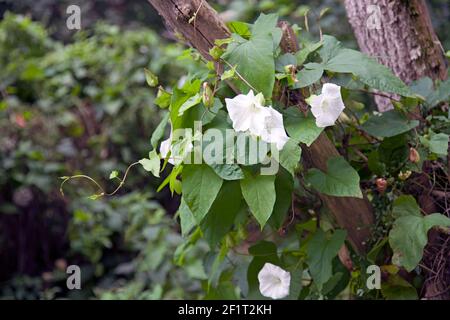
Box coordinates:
[220,58,259,94]
[105,161,140,196]
[60,161,141,199]
[60,175,105,197]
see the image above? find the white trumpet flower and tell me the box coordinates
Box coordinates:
[258,263,291,299]
[307,83,346,128]
[159,135,193,165]
[225,90,267,136]
[261,107,289,151]
[225,90,289,150]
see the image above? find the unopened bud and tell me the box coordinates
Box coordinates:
[202,82,214,108]
[376,178,387,194]
[409,147,420,163]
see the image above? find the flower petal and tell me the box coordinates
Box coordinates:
[225,90,270,136]
[258,263,291,299]
[322,83,341,98]
[159,137,174,165]
[261,107,289,150]
[307,83,345,128]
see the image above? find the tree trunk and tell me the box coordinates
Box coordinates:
[345,0,448,111]
[147,0,374,254]
[346,0,449,299]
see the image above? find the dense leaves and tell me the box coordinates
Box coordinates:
[305,156,363,198]
[389,196,450,271]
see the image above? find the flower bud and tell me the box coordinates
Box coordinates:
[409,147,420,163]
[202,82,214,108]
[376,178,387,194]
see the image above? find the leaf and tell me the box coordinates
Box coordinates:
[409,77,433,101]
[294,63,324,88]
[154,87,171,108]
[378,134,409,169]
[207,163,244,180]
[390,214,450,271]
[170,80,202,130]
[240,172,276,228]
[252,13,278,38]
[157,165,182,193]
[88,194,101,201]
[270,168,294,229]
[281,252,303,299]
[296,41,323,66]
[283,107,323,146]
[392,195,421,218]
[279,139,302,176]
[361,110,419,138]
[389,196,450,271]
[139,150,160,178]
[144,68,158,87]
[179,198,196,237]
[227,21,251,38]
[223,14,279,98]
[381,274,418,300]
[182,164,223,223]
[305,156,363,198]
[319,7,330,18]
[306,229,347,290]
[205,243,230,288]
[223,34,275,98]
[202,127,244,180]
[221,66,236,81]
[319,35,413,97]
[368,151,386,176]
[429,133,449,155]
[427,78,450,107]
[109,170,119,180]
[247,241,279,299]
[209,46,224,60]
[150,112,169,148]
[202,181,242,247]
[275,53,297,72]
[178,93,201,116]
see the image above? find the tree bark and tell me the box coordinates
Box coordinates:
[345,0,448,111]
[346,0,449,298]
[147,0,374,254]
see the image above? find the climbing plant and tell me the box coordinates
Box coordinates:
[64,12,450,300]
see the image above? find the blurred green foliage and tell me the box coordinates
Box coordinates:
[0,13,205,299]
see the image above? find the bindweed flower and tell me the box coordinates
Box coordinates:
[160,134,193,166]
[409,147,420,163]
[225,90,289,150]
[258,263,291,299]
[306,83,346,128]
[225,90,267,136]
[159,137,172,164]
[261,107,289,150]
